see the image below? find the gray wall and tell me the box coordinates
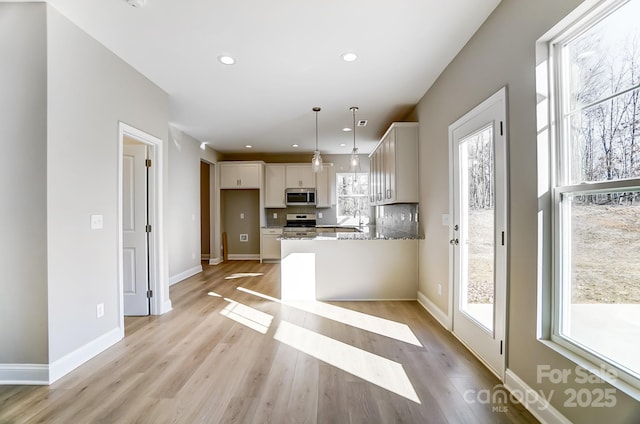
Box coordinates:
[168,127,221,279]
[0,3,48,364]
[221,190,261,255]
[46,5,169,362]
[416,0,640,421]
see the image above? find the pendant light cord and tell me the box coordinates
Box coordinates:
[350,106,359,150]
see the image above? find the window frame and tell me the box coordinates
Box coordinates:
[335,172,370,224]
[548,0,640,393]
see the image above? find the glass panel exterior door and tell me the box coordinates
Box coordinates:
[459,125,495,332]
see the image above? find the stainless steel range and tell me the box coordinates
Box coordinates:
[283,213,317,237]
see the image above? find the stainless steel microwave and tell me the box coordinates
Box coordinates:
[285,188,316,206]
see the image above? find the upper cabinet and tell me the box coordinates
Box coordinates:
[369,122,419,205]
[315,166,331,208]
[264,164,286,208]
[220,162,262,189]
[264,163,332,208]
[285,165,315,188]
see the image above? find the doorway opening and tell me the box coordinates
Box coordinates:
[118,123,167,329]
[200,161,211,263]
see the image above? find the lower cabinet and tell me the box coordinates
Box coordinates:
[260,228,283,262]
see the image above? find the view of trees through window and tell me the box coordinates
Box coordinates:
[561,0,640,302]
[555,0,640,380]
[464,126,495,306]
[336,173,369,226]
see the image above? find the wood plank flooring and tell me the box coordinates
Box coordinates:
[0,261,537,423]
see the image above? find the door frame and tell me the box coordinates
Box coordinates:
[117,122,167,328]
[448,87,509,380]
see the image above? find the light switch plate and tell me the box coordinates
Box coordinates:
[91,214,103,230]
[441,214,449,226]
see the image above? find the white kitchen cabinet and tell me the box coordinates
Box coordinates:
[383,128,396,203]
[370,147,384,205]
[286,165,315,188]
[368,122,418,205]
[260,227,283,262]
[264,164,286,208]
[315,166,331,208]
[220,162,262,189]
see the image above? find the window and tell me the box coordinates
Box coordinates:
[550,0,640,389]
[336,173,370,226]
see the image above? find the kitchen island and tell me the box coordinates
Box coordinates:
[280,227,420,301]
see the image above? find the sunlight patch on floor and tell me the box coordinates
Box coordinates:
[224,272,264,280]
[274,320,421,404]
[237,286,422,346]
[207,292,222,297]
[220,298,273,334]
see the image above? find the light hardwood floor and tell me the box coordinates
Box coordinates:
[0,261,537,423]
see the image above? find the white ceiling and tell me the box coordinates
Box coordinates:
[38,0,500,154]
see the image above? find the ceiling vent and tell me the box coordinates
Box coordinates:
[357,120,367,127]
[124,0,146,7]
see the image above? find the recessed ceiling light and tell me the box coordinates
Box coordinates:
[341,52,358,62]
[292,144,299,148]
[244,144,253,149]
[342,127,352,132]
[340,143,346,147]
[218,55,236,65]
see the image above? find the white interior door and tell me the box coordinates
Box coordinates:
[450,88,507,378]
[123,143,150,316]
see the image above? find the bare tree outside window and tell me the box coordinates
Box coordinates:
[336,173,369,226]
[553,0,640,382]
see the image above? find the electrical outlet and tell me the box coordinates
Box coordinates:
[240,234,248,242]
[437,284,442,296]
[273,212,278,219]
[318,212,323,219]
[90,214,103,230]
[240,213,245,219]
[96,303,105,318]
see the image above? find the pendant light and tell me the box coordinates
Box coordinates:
[349,106,360,171]
[311,107,324,173]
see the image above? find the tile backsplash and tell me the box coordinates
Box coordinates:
[375,203,419,236]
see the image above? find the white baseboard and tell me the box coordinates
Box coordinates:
[227,254,260,261]
[159,299,173,315]
[417,291,452,330]
[209,256,223,265]
[504,369,571,424]
[49,327,123,384]
[169,265,203,286]
[0,364,49,385]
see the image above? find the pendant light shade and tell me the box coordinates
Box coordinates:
[349,106,360,171]
[312,107,323,173]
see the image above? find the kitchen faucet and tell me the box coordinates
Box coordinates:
[354,209,363,227]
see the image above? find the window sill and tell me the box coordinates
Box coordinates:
[538,338,640,402]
